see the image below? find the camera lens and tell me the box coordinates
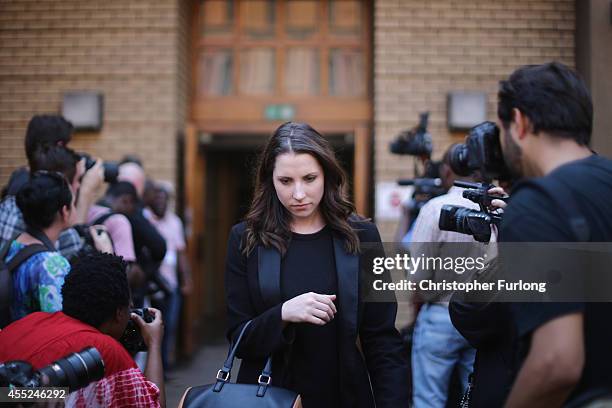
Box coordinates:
[448,144,471,176]
[37,347,104,392]
[439,205,460,232]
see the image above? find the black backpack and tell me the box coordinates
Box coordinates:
[0,240,47,328]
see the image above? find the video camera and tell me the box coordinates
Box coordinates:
[397,177,447,213]
[390,112,433,158]
[79,152,119,183]
[0,347,104,392]
[439,180,507,242]
[448,121,512,182]
[119,308,154,354]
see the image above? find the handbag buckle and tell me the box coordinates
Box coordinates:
[216,370,230,382]
[258,374,271,385]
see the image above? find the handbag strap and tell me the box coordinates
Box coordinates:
[214,320,274,396]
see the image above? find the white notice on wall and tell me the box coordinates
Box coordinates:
[375,182,414,221]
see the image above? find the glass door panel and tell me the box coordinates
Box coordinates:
[198,49,234,96]
[240,48,276,95]
[329,48,365,96]
[284,48,320,95]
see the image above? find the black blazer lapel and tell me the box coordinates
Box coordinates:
[257,246,282,309]
[333,237,359,338]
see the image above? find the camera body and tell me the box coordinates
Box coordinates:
[448,121,512,181]
[438,181,504,242]
[390,112,433,158]
[79,152,119,183]
[120,308,154,354]
[0,347,104,392]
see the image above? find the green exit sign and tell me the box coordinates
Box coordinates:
[265,104,295,121]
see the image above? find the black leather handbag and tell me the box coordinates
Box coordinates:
[178,320,302,408]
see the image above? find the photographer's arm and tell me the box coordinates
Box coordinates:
[74,159,104,224]
[505,312,584,408]
[132,308,166,408]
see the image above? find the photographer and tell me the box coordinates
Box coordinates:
[0,252,165,408]
[451,62,612,407]
[409,145,485,408]
[0,115,106,259]
[497,63,612,407]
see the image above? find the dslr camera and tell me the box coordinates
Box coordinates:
[439,180,507,242]
[79,152,119,183]
[448,121,512,181]
[439,121,512,242]
[0,347,104,392]
[120,308,154,354]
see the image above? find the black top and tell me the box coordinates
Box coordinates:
[281,225,339,407]
[500,155,612,406]
[224,219,410,408]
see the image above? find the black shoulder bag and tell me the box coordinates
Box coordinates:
[178,320,302,408]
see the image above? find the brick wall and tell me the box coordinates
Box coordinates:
[0,0,186,187]
[374,0,575,241]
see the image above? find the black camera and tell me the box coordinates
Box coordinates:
[0,347,104,392]
[73,224,111,255]
[397,177,447,213]
[79,153,119,183]
[448,121,512,181]
[438,181,505,242]
[120,308,154,354]
[390,112,433,158]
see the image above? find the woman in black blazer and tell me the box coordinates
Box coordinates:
[224,122,410,408]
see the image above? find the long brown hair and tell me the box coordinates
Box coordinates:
[243,122,360,256]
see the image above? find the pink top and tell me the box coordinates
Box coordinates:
[143,208,186,290]
[88,205,136,262]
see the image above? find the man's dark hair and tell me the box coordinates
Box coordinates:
[25,115,74,164]
[107,181,138,201]
[16,172,73,230]
[498,62,593,146]
[62,252,130,328]
[29,145,80,184]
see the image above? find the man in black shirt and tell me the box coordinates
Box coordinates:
[495,62,612,407]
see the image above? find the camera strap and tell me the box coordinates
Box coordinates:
[527,178,590,242]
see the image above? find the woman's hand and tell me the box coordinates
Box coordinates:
[281,292,337,325]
